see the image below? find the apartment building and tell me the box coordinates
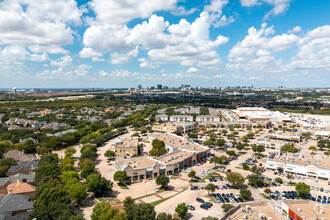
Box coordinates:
[265,155,330,180]
[155,114,169,121]
[114,137,141,158]
[152,122,195,133]
[169,115,194,122]
[116,132,210,182]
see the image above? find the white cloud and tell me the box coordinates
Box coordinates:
[186,67,198,73]
[240,0,292,19]
[37,64,91,80]
[110,46,139,64]
[28,45,69,54]
[79,47,103,58]
[50,55,73,67]
[288,26,302,34]
[171,6,198,16]
[99,69,141,78]
[89,0,178,25]
[83,24,131,51]
[287,25,330,70]
[0,0,82,46]
[227,23,298,72]
[148,12,229,68]
[138,58,156,68]
[0,45,49,61]
[127,15,169,49]
[214,15,235,28]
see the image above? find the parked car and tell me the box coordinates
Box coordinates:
[153,187,159,192]
[186,204,195,210]
[196,198,205,203]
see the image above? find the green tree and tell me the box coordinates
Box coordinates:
[81,165,96,179]
[215,138,225,147]
[295,182,310,198]
[241,136,249,142]
[35,163,60,185]
[175,203,188,217]
[91,202,127,220]
[205,183,216,195]
[226,150,236,157]
[188,170,196,179]
[309,146,317,151]
[61,171,79,185]
[155,175,170,188]
[203,139,214,146]
[252,145,265,155]
[246,174,263,186]
[114,171,127,183]
[275,177,283,183]
[221,204,234,212]
[0,158,17,177]
[281,143,298,153]
[227,172,245,187]
[123,196,135,208]
[264,188,272,195]
[156,213,173,220]
[149,139,167,157]
[202,217,218,220]
[86,173,113,197]
[104,150,116,159]
[125,203,156,220]
[67,182,87,205]
[22,139,37,154]
[242,164,250,170]
[240,189,252,200]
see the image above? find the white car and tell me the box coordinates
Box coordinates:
[234,193,239,198]
[153,187,159,192]
[325,189,328,193]
[315,187,319,191]
[310,186,314,190]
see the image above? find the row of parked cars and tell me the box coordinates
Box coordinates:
[196,198,213,210]
[307,194,330,204]
[190,183,233,191]
[212,193,243,204]
[239,157,258,166]
[208,177,228,182]
[269,190,300,200]
[310,185,329,193]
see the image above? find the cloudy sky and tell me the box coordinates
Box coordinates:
[0,0,329,88]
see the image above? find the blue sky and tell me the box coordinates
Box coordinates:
[0,0,329,88]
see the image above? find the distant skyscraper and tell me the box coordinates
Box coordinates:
[157,84,162,90]
[138,85,142,89]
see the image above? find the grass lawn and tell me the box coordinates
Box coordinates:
[118,182,129,189]
[235,166,242,169]
[260,193,270,200]
[170,175,181,180]
[149,188,188,207]
[288,182,297,186]
[204,195,216,203]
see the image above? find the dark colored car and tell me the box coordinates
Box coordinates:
[200,204,208,210]
[196,198,204,203]
[205,202,213,207]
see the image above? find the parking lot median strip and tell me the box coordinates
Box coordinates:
[149,188,188,207]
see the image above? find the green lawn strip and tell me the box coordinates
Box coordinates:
[149,188,188,207]
[235,166,242,169]
[118,182,129,189]
[204,195,216,203]
[134,189,165,200]
[170,175,181,180]
[288,182,297,186]
[259,193,270,200]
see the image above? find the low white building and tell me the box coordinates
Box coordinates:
[196,115,220,122]
[169,115,193,122]
[265,157,330,180]
[155,115,169,121]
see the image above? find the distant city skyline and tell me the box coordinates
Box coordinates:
[0,0,329,88]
